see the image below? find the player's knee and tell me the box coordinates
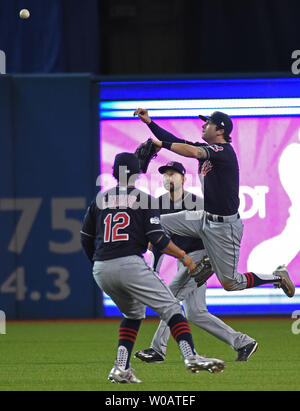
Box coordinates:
[222,280,235,291]
[186,308,208,323]
[184,301,207,320]
[185,307,194,321]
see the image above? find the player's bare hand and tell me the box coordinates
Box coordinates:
[151,139,162,153]
[182,256,196,273]
[134,108,152,125]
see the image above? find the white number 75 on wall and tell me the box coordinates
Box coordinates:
[0,197,87,254]
[49,198,87,254]
[0,198,42,254]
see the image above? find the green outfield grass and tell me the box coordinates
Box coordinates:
[0,318,299,391]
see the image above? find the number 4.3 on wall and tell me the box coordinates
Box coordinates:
[0,197,87,302]
[0,266,71,302]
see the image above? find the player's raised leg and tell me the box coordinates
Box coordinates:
[160,210,203,239]
[194,217,295,296]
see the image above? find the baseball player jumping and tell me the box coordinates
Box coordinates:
[80,153,225,383]
[135,161,257,364]
[134,108,295,298]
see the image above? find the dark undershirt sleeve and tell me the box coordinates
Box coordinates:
[148,121,207,147]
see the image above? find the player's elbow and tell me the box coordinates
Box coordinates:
[80,233,95,263]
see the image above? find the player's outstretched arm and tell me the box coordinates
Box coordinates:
[152,140,208,160]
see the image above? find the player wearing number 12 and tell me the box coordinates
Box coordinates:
[80,152,225,383]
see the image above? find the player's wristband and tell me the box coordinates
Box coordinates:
[179,254,188,263]
[161,141,173,150]
[155,235,171,252]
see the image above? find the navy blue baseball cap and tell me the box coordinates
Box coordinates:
[158,161,186,176]
[113,152,141,179]
[199,111,233,136]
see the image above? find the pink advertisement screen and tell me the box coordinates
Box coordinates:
[100,117,300,288]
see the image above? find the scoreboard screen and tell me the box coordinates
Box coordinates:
[99,77,300,316]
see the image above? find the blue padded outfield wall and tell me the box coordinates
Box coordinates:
[0,74,103,319]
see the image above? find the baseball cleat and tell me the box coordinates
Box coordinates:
[273,265,295,298]
[134,348,165,363]
[184,355,225,374]
[235,341,258,362]
[108,363,142,384]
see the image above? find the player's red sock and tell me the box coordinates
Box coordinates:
[244,272,281,288]
[117,318,142,369]
[168,314,196,357]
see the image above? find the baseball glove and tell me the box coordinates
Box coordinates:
[190,256,214,288]
[135,139,158,173]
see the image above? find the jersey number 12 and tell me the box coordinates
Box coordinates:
[104,212,130,242]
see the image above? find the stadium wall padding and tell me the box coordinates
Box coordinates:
[0,74,103,319]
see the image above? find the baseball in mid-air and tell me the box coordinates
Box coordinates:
[19,9,30,19]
